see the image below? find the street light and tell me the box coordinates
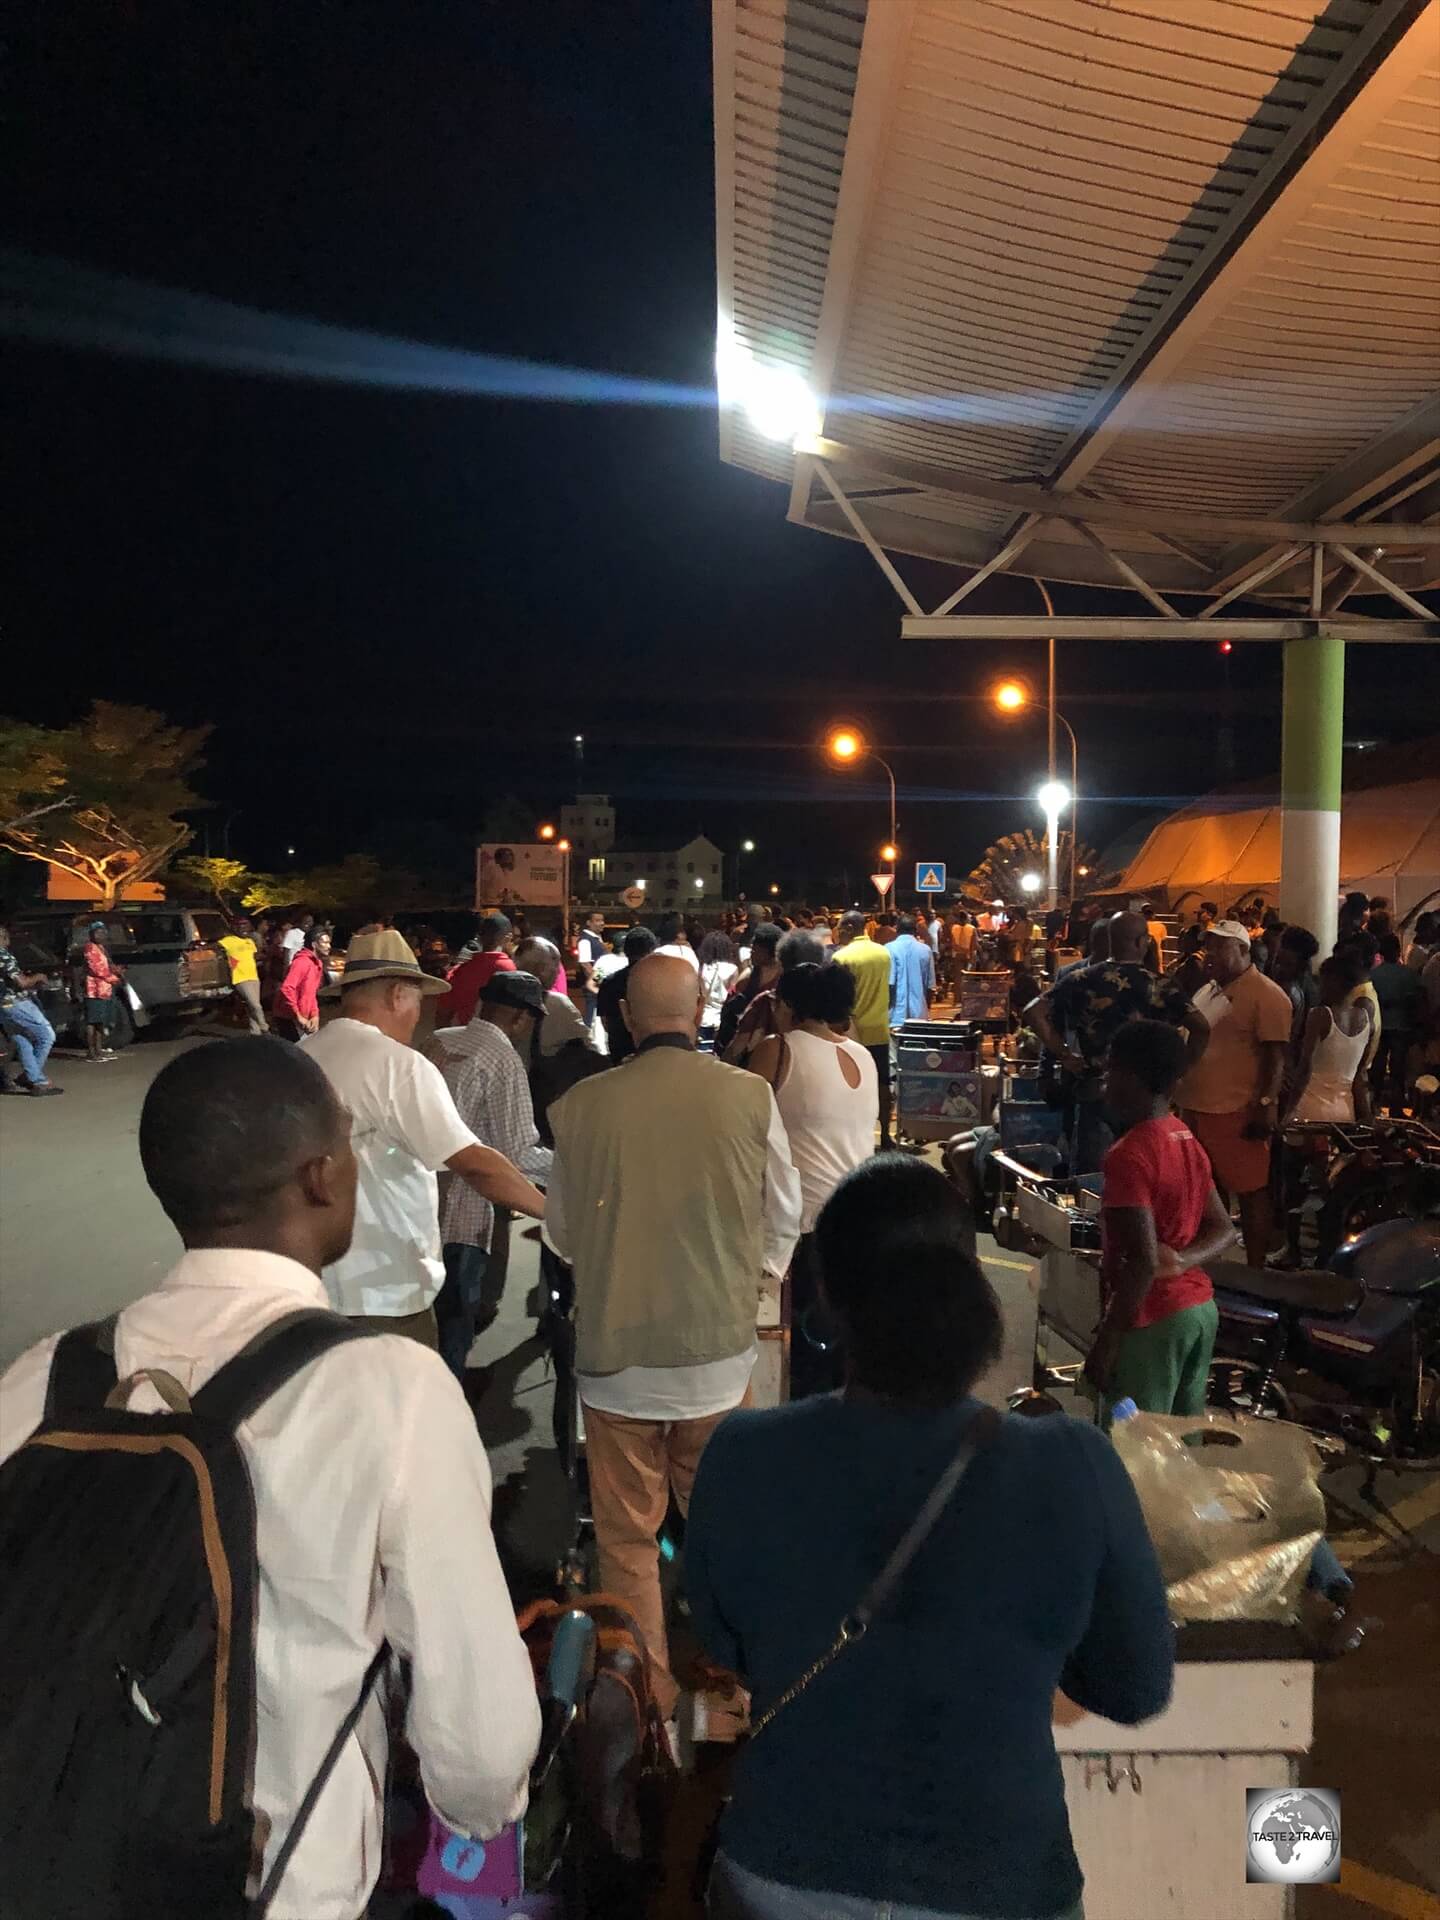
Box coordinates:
[825,723,898,879]
[990,676,1081,903]
[1020,871,1043,895]
[538,822,556,841]
[880,843,899,864]
[694,876,705,891]
[742,839,755,853]
[769,883,780,896]
[1035,781,1071,912]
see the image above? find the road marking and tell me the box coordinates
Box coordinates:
[1318,1857,1440,1919]
[983,1255,1033,1272]
[1334,1475,1440,1564]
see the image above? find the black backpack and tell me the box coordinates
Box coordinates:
[0,1307,383,1920]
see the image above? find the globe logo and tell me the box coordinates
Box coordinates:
[1246,1787,1342,1884]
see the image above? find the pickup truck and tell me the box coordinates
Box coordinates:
[11,905,234,1045]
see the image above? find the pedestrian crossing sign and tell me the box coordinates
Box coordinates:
[915,862,947,893]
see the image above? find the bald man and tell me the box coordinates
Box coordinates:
[1030,911,1207,1175]
[512,936,595,1057]
[543,955,801,1734]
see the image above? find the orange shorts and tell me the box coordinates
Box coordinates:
[1181,1106,1271,1196]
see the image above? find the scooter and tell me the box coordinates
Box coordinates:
[1207,1215,1440,1463]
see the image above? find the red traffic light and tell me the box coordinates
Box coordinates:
[1219,640,1233,655]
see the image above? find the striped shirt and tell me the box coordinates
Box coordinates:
[427,1019,552,1251]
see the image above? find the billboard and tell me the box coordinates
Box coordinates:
[475,843,566,909]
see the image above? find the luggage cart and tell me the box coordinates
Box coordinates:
[894,1018,987,1144]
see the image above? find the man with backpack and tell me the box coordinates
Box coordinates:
[0,1037,541,1920]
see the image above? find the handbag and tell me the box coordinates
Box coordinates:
[750,1403,1003,1738]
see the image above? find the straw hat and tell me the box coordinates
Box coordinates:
[323,929,449,999]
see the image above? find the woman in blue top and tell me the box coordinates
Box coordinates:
[687,1156,1174,1920]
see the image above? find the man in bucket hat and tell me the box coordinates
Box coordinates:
[302,931,546,1345]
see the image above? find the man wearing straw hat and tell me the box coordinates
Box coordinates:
[303,930,546,1347]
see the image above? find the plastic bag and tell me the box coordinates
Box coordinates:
[1112,1410,1325,1623]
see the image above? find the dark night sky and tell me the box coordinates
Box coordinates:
[7,1,1437,899]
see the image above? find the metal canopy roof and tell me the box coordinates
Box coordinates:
[713,0,1440,604]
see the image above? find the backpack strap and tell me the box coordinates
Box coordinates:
[192,1307,374,1431]
[44,1314,120,1421]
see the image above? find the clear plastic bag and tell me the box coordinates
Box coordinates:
[1112,1410,1325,1623]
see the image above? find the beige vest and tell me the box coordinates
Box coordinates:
[548,1042,771,1374]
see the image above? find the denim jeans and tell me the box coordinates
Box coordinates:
[0,997,56,1086]
[710,1853,1083,1920]
[435,1243,492,1379]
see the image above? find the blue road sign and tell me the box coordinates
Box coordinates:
[915,862,947,893]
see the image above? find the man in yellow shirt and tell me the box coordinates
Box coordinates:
[834,910,894,1148]
[219,916,267,1033]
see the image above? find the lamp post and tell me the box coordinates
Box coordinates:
[1035,782,1071,912]
[826,725,898,888]
[737,838,755,901]
[990,679,1080,902]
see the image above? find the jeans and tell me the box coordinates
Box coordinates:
[1069,1091,1115,1176]
[0,998,56,1085]
[709,1854,1083,1920]
[435,1243,493,1379]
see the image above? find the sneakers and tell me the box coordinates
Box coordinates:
[27,1083,64,1097]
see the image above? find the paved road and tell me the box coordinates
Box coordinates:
[3,1035,1436,1913]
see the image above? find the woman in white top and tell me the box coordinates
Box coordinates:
[749,963,878,1397]
[1287,953,1373,1126]
[697,931,739,1048]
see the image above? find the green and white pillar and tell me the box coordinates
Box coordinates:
[1279,629,1344,954]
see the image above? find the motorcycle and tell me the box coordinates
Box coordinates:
[1278,1117,1440,1267]
[1208,1214,1440,1463]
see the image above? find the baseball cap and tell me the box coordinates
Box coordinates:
[479,970,547,1018]
[1207,919,1253,943]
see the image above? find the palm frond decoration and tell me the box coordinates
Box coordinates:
[968,828,1098,906]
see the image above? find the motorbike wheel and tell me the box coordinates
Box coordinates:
[1207,1359,1291,1421]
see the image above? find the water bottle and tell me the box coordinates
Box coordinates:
[1110,1397,1139,1422]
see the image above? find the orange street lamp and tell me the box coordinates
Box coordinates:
[880,843,899,865]
[992,678,1028,713]
[557,837,571,852]
[825,723,897,871]
[538,822,557,841]
[989,674,1081,905]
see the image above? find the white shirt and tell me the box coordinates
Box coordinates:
[281,926,307,961]
[776,1029,880,1231]
[591,951,626,988]
[545,1076,801,1420]
[655,942,701,971]
[301,1019,477,1316]
[699,959,739,1028]
[0,1250,541,1920]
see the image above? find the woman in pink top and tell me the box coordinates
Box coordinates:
[275,928,331,1040]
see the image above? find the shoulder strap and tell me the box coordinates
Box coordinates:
[44,1314,120,1421]
[193,1308,374,1430]
[750,1404,1002,1740]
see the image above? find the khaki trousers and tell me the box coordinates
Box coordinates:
[583,1392,749,1719]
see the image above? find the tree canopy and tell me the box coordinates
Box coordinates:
[0,703,209,907]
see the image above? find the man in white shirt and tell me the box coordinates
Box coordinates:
[654,912,701,972]
[301,931,545,1345]
[0,1036,541,1920]
[281,913,314,964]
[544,956,801,1728]
[428,973,554,1375]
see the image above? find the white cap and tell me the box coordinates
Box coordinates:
[1208,919,1253,943]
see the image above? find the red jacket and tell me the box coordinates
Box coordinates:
[439,950,515,1026]
[277,948,323,1025]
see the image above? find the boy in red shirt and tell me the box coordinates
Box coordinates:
[1088,1019,1238,1416]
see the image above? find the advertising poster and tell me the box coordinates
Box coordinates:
[475,843,566,909]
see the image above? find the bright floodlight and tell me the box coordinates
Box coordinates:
[827,726,863,763]
[1020,871,1043,894]
[719,332,818,444]
[742,839,756,852]
[880,843,898,864]
[1037,780,1071,815]
[993,679,1027,713]
[694,876,705,890]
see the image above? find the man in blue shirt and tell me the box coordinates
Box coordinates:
[888,912,935,1023]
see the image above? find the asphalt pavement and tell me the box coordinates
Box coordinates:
[2,1031,1437,1915]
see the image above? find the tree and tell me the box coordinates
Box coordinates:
[243,854,425,915]
[0,703,210,908]
[968,828,1097,908]
[175,854,253,912]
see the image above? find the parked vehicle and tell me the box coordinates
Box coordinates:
[1208,1213,1440,1463]
[10,905,234,1042]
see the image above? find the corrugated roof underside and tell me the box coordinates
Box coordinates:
[828,0,1380,490]
[1089,46,1440,515]
[723,0,867,482]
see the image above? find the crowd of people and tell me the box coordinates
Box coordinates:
[1,880,1431,1918]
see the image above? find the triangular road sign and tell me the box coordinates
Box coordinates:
[870,871,894,898]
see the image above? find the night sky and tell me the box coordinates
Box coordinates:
[7,1,1437,901]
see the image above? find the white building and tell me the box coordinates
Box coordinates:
[560,793,615,859]
[585,834,724,911]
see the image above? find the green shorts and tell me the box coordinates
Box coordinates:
[1105,1298,1219,1420]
